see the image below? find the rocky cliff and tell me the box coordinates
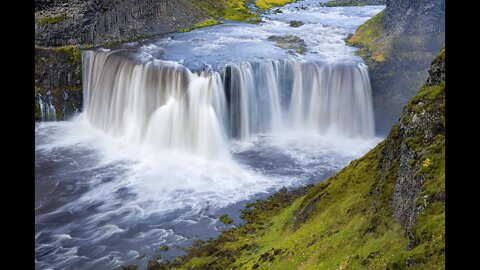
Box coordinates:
[34,0,260,120]
[347,0,445,134]
[151,47,445,270]
[35,0,259,47]
[35,46,83,120]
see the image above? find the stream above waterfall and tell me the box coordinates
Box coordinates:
[35,1,384,269]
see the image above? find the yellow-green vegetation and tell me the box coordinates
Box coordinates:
[190,0,261,23]
[256,0,297,10]
[37,12,68,25]
[52,45,82,63]
[219,214,234,225]
[347,10,387,62]
[179,19,223,33]
[162,50,445,270]
[35,46,85,121]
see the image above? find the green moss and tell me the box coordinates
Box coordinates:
[37,12,67,25]
[160,245,169,252]
[179,19,223,33]
[219,214,234,225]
[347,10,387,62]
[256,0,297,10]
[52,45,82,63]
[190,0,261,23]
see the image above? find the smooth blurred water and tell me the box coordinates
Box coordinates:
[35,1,384,269]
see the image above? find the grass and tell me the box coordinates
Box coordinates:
[37,12,67,25]
[179,19,223,33]
[52,45,82,63]
[191,0,261,23]
[256,0,297,10]
[347,10,387,62]
[219,214,234,225]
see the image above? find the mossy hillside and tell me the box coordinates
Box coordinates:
[162,50,445,270]
[179,19,223,33]
[190,0,261,23]
[256,0,297,10]
[36,12,68,26]
[346,10,386,62]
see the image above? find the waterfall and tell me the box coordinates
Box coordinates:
[223,59,375,139]
[83,50,229,159]
[38,92,57,121]
[83,50,375,159]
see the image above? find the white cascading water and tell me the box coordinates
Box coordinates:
[83,50,229,159]
[224,59,375,139]
[38,92,57,121]
[83,49,375,159]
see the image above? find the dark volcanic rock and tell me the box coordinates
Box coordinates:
[289,20,304,27]
[35,0,206,47]
[35,46,83,121]
[347,0,445,134]
[385,0,445,36]
[268,35,308,55]
[390,47,445,236]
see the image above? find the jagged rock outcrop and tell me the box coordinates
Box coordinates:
[347,0,445,135]
[390,46,445,238]
[34,0,260,121]
[35,0,206,47]
[35,0,208,121]
[35,46,83,120]
[384,0,445,36]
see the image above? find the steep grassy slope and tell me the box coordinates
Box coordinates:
[158,48,445,270]
[256,0,297,10]
[190,0,260,23]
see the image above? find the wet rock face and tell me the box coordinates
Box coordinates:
[390,48,445,236]
[35,47,83,120]
[385,0,445,36]
[267,35,308,55]
[426,49,445,86]
[352,0,445,135]
[35,0,206,47]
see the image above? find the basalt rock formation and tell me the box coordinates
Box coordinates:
[347,0,445,135]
